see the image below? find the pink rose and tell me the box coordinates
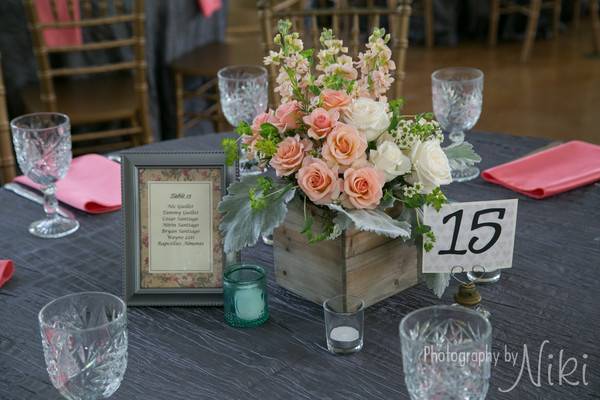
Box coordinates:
[302,107,339,140]
[321,89,351,111]
[297,157,342,205]
[275,101,302,131]
[341,161,385,209]
[322,123,367,169]
[252,110,278,133]
[270,136,312,177]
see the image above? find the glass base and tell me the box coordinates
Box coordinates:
[467,269,501,284]
[224,311,269,328]
[327,340,363,355]
[451,165,480,182]
[29,216,79,239]
[261,234,273,246]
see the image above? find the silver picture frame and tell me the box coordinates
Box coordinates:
[121,151,237,306]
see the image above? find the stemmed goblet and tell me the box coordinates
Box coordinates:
[11,112,79,238]
[432,67,484,182]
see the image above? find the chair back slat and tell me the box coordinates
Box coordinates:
[258,0,412,99]
[0,55,16,183]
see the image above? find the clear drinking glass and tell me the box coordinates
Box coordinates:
[11,113,79,238]
[400,305,492,400]
[432,67,484,182]
[38,292,128,400]
[217,65,268,176]
[323,295,365,355]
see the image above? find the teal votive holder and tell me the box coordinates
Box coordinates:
[224,264,269,328]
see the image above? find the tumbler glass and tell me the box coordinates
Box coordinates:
[323,295,365,355]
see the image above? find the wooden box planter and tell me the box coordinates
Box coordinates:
[273,201,420,308]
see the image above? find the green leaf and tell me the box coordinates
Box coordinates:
[218,175,296,253]
[235,121,253,136]
[444,141,482,170]
[423,273,450,298]
[329,204,411,239]
[379,189,396,210]
[222,138,238,166]
[260,122,280,140]
[388,98,405,131]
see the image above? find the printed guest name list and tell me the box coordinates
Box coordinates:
[147,181,213,273]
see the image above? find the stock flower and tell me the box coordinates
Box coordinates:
[297,157,342,205]
[322,123,367,169]
[320,89,351,111]
[341,160,385,209]
[270,136,312,177]
[344,97,390,142]
[408,139,452,193]
[302,108,340,140]
[275,101,302,131]
[370,140,412,182]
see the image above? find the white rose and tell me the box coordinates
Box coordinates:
[344,97,390,142]
[409,139,452,193]
[370,141,412,182]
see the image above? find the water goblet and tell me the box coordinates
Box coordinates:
[38,292,128,399]
[217,65,269,176]
[432,67,484,182]
[400,305,492,400]
[11,112,79,238]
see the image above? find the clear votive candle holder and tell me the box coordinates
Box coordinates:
[224,264,269,328]
[323,295,365,355]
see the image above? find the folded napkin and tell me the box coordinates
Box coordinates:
[481,140,600,199]
[14,154,121,213]
[0,260,14,288]
[35,0,83,48]
[198,0,222,17]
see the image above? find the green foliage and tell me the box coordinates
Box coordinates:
[235,121,253,136]
[424,273,450,298]
[425,187,447,211]
[301,212,336,244]
[222,138,238,166]
[444,141,482,169]
[329,204,411,239]
[379,189,396,210]
[388,98,405,131]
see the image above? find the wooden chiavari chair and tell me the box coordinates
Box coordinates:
[489,0,562,62]
[22,0,151,154]
[0,54,16,183]
[592,0,600,53]
[413,0,434,47]
[257,0,413,101]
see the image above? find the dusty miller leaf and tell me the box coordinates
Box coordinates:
[423,273,450,298]
[444,141,482,169]
[218,175,295,253]
[329,204,411,239]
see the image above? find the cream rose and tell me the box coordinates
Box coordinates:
[409,139,452,193]
[344,97,390,142]
[370,141,412,182]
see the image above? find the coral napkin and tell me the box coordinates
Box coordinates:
[14,154,121,214]
[481,140,600,199]
[0,260,14,288]
[35,0,83,48]
[197,0,222,17]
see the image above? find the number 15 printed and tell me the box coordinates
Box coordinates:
[422,199,519,273]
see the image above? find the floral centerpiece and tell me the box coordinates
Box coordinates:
[219,21,480,298]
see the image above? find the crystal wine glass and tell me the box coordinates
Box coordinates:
[217,65,268,176]
[432,67,484,182]
[11,113,79,238]
[400,305,492,400]
[38,292,128,399]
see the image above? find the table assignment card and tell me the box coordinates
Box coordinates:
[422,199,518,273]
[122,152,237,306]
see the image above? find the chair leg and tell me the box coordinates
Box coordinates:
[489,0,501,46]
[592,0,600,53]
[521,0,542,62]
[572,0,581,30]
[552,0,562,37]
[425,0,434,48]
[175,72,185,139]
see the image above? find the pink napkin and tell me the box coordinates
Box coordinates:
[0,260,14,288]
[14,154,121,213]
[35,0,83,48]
[481,140,600,199]
[197,0,222,17]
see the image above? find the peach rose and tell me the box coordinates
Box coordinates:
[302,107,339,140]
[321,89,351,111]
[341,161,386,209]
[322,123,367,169]
[270,136,312,177]
[275,101,302,131]
[297,157,342,205]
[251,110,278,133]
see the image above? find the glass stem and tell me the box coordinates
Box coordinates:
[42,184,59,220]
[449,130,465,145]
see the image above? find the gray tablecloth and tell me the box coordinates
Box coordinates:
[0,131,599,399]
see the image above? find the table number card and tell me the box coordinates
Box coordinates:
[422,199,518,273]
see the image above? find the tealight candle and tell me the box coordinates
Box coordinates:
[234,287,265,321]
[329,326,361,350]
[224,264,269,328]
[323,295,365,355]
